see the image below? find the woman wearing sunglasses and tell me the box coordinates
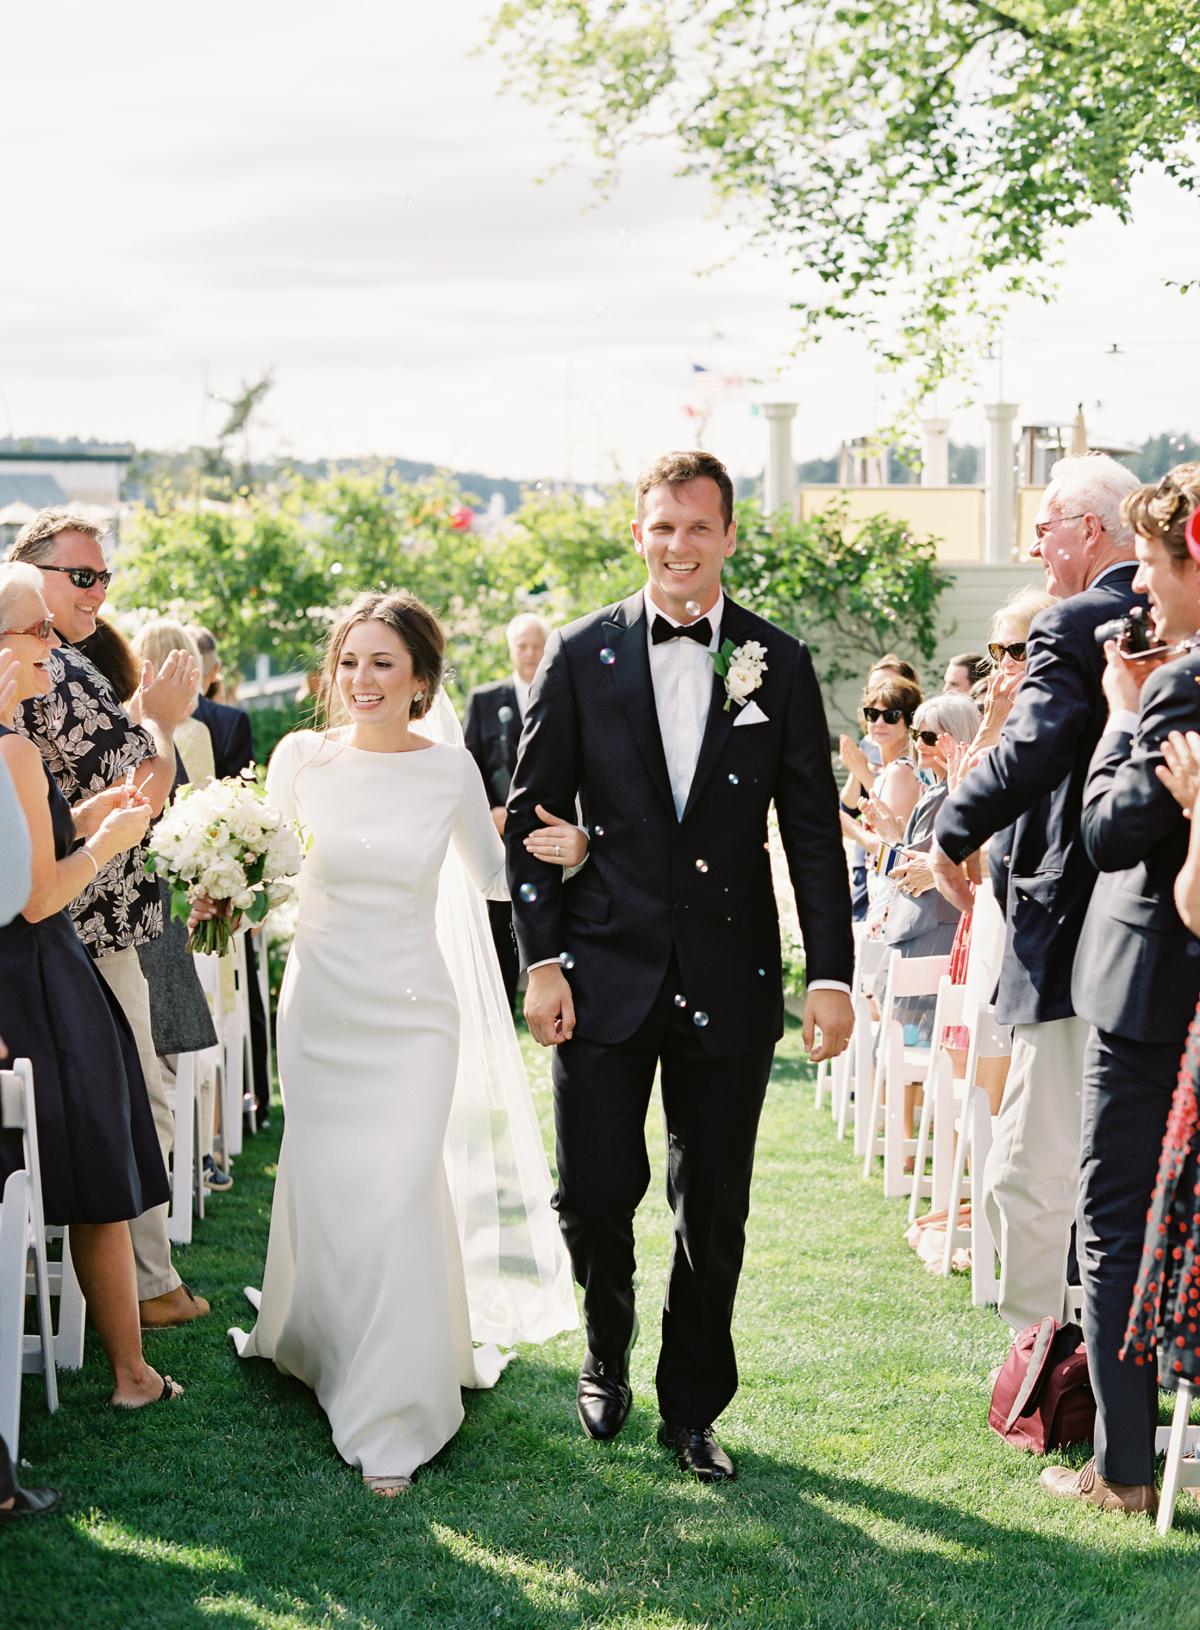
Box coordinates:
[839,674,922,926]
[946,589,1057,792]
[0,563,182,1408]
[863,693,982,1040]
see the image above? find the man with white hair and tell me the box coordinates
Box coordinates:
[931,454,1145,1337]
[463,612,552,1008]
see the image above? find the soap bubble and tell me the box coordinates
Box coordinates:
[695,858,709,874]
[758,967,766,977]
[727,774,740,786]
[685,600,701,618]
[519,883,538,903]
[599,647,616,666]
[674,993,688,1008]
[330,561,344,576]
[593,823,605,837]
[559,951,576,970]
[693,1010,710,1028]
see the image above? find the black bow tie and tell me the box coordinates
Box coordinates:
[651,615,712,647]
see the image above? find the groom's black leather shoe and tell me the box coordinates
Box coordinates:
[577,1355,633,1441]
[657,1420,736,1484]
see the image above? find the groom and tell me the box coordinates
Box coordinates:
[506,450,854,1483]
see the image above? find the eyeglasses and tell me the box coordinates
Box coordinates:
[0,618,53,640]
[987,640,1028,664]
[909,727,940,747]
[36,564,112,591]
[863,706,906,724]
[1033,513,1087,543]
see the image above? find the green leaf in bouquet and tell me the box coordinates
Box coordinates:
[170,888,191,925]
[246,854,267,886]
[143,852,158,875]
[247,891,270,924]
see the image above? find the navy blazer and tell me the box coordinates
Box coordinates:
[463,678,521,809]
[1072,648,1200,1044]
[194,695,254,780]
[504,589,853,1058]
[933,565,1143,1025]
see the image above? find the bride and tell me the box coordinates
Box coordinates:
[225,590,582,1495]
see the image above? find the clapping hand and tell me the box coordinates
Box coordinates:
[839,735,874,788]
[1157,729,1200,817]
[72,779,151,839]
[859,793,904,847]
[132,650,200,730]
[892,852,934,897]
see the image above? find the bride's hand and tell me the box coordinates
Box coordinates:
[523,803,589,867]
[188,893,243,934]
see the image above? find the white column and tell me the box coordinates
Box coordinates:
[984,402,1019,563]
[761,402,797,517]
[919,417,950,486]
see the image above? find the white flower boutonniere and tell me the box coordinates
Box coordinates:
[712,637,768,713]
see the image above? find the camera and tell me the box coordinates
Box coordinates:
[1094,606,1155,655]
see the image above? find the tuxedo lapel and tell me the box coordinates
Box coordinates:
[604,592,676,819]
[680,597,754,824]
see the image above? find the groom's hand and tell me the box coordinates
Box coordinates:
[525,964,576,1047]
[803,988,854,1063]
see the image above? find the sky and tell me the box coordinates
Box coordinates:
[3,1,1197,488]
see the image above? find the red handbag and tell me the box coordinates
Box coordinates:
[987,1317,1096,1453]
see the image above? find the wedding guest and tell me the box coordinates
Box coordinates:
[943,652,989,695]
[0,667,61,1519]
[1043,463,1200,1515]
[948,588,1058,782]
[191,627,255,779]
[190,627,270,1130]
[6,509,209,1327]
[839,674,922,930]
[931,454,1142,1336]
[0,564,182,1407]
[865,692,980,1038]
[131,620,229,1191]
[839,660,922,921]
[1123,726,1200,1410]
[463,612,551,1010]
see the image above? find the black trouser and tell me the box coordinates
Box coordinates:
[488,901,520,1013]
[551,957,773,1428]
[1079,1028,1177,1485]
[244,932,271,1119]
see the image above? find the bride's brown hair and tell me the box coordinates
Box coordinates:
[317,590,445,729]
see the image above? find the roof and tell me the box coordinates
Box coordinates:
[0,472,69,508]
[0,448,133,464]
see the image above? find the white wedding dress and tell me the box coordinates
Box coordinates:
[232,723,576,1479]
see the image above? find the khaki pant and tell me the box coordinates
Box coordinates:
[95,946,181,1301]
[982,1014,1087,1332]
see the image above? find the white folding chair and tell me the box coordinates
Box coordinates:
[166,1050,202,1245]
[1157,1381,1200,1535]
[907,974,965,1225]
[850,937,888,1159]
[253,921,274,1113]
[940,1000,1009,1302]
[861,952,951,1199]
[0,1061,62,1441]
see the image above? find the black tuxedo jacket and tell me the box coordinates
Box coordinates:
[504,589,853,1058]
[1071,647,1200,1044]
[463,678,520,809]
[194,695,255,780]
[934,565,1143,1026]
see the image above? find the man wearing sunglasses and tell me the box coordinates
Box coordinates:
[930,454,1146,1342]
[5,508,209,1329]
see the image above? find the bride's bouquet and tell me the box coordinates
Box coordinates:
[146,769,304,956]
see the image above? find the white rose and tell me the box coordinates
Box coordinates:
[726,663,759,701]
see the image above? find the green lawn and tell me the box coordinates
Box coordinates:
[4,1022,1199,1630]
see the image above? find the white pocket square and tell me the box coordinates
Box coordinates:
[733,700,768,727]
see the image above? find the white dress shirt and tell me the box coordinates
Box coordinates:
[513,675,531,722]
[644,586,724,820]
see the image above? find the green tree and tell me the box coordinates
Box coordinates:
[491,0,1200,402]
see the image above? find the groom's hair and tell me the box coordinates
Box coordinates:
[635,451,734,529]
